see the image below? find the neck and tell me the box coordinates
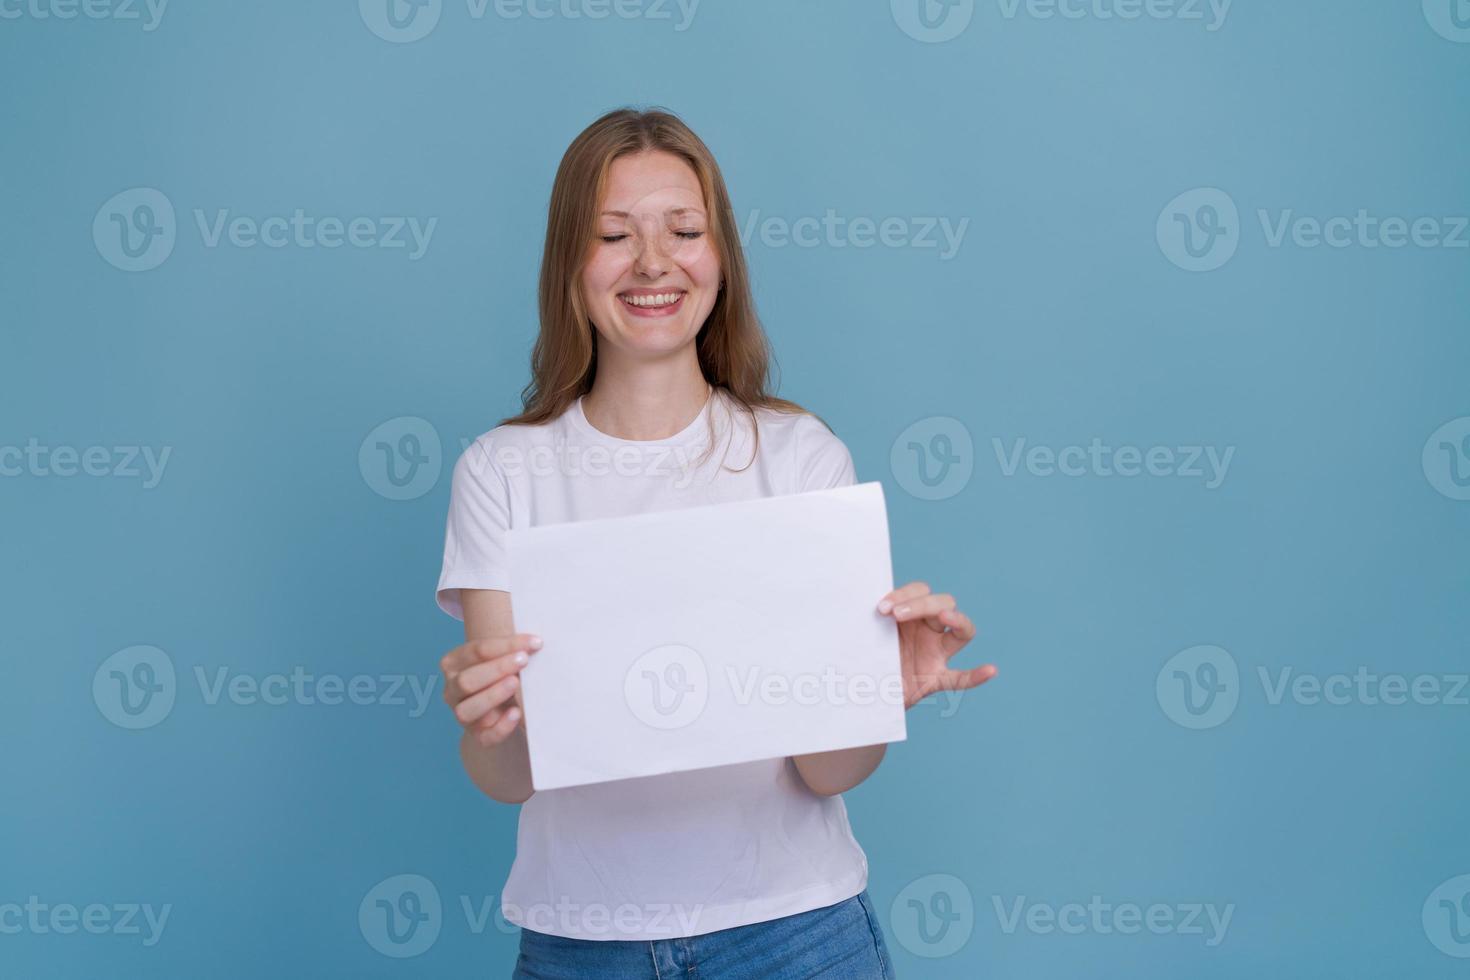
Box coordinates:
[582,351,712,441]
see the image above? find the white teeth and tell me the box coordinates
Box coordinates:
[620,292,684,308]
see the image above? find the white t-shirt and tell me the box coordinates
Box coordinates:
[435,387,871,941]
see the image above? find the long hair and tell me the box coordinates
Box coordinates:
[500,106,823,463]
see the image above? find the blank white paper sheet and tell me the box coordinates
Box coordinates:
[506,481,907,791]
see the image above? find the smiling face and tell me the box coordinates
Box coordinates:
[580,150,722,360]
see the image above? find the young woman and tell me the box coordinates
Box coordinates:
[434,107,996,979]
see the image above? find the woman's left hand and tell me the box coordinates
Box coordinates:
[878,581,997,710]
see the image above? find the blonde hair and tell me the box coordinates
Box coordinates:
[501,106,827,464]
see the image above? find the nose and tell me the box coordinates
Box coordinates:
[628,214,672,278]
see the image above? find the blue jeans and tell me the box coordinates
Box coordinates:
[512,889,897,979]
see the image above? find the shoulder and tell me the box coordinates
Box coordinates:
[464,405,574,458]
[751,401,849,450]
[745,402,855,491]
[452,412,568,487]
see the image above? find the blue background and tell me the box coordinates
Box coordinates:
[3,0,1468,976]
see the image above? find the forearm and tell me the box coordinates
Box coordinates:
[792,743,888,796]
[451,589,537,804]
[459,724,535,804]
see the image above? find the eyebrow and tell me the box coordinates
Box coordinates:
[599,208,705,218]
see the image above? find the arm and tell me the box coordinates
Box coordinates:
[792,744,888,796]
[447,589,538,804]
[792,582,997,796]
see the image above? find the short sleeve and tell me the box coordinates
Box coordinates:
[435,437,512,620]
[795,413,857,493]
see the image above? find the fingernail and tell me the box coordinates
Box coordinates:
[877,599,893,614]
[513,652,528,665]
[895,604,910,616]
[507,707,521,721]
[528,636,543,650]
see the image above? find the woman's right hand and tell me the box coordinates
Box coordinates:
[440,634,542,747]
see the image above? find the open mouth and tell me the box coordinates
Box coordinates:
[618,290,687,317]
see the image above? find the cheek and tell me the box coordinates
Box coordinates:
[686,249,722,289]
[581,252,622,302]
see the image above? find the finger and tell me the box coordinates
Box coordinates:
[450,651,532,705]
[471,690,525,731]
[939,664,997,693]
[462,690,524,719]
[450,635,542,671]
[441,635,541,700]
[906,669,945,706]
[453,674,521,726]
[444,646,509,705]
[891,593,956,631]
[443,639,506,675]
[907,663,996,708]
[937,608,976,655]
[475,704,523,747]
[876,581,932,615]
[440,645,477,680]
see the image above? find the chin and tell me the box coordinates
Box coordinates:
[626,331,697,354]
[612,310,694,337]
